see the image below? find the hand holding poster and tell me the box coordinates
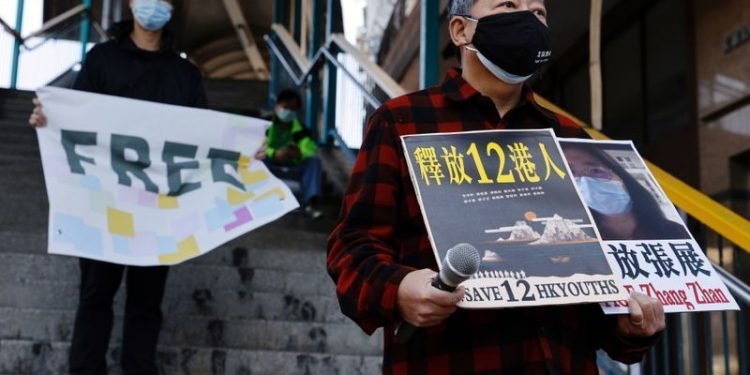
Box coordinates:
[401,129,628,309]
[36,87,299,266]
[559,139,738,313]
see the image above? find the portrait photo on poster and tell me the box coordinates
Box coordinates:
[558,140,690,242]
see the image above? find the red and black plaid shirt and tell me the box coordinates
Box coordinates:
[327,69,657,374]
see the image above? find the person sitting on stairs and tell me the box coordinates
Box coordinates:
[264,89,323,219]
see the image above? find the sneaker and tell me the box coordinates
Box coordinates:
[304,205,323,219]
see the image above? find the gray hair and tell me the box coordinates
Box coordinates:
[448,0,476,19]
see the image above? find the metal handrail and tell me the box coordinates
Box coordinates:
[22,3,87,40]
[714,262,750,305]
[329,34,405,99]
[2,4,109,51]
[265,24,404,106]
[0,16,24,46]
[269,24,310,72]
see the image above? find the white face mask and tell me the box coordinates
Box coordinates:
[132,0,173,31]
[575,176,632,216]
[466,46,534,85]
[275,107,296,122]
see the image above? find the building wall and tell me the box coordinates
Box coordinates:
[695,0,750,198]
[537,0,699,186]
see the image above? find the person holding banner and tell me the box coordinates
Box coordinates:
[327,0,665,373]
[560,142,691,241]
[29,1,205,374]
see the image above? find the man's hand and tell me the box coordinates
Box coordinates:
[28,98,47,128]
[274,148,291,163]
[287,144,301,160]
[617,292,665,338]
[254,139,268,160]
[396,269,464,327]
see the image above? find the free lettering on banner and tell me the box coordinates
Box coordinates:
[35,87,299,266]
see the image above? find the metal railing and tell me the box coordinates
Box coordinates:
[266,21,750,375]
[264,24,404,156]
[0,2,108,90]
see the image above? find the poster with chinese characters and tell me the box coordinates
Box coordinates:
[36,87,299,266]
[401,129,627,309]
[558,139,739,313]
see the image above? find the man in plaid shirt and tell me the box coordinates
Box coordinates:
[327,0,665,373]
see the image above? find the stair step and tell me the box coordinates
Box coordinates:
[0,339,382,375]
[0,308,380,356]
[0,146,39,159]
[0,253,335,297]
[1,281,348,324]
[0,132,38,145]
[0,216,330,254]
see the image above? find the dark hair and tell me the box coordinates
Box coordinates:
[448,0,476,19]
[560,142,683,240]
[276,89,302,108]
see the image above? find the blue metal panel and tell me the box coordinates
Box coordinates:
[419,0,439,89]
[305,0,324,141]
[80,0,93,62]
[10,0,25,89]
[270,0,289,107]
[321,0,340,144]
[293,0,302,44]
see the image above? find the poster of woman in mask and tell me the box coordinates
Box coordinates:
[558,139,738,314]
[559,140,690,241]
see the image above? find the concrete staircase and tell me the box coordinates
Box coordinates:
[0,89,382,374]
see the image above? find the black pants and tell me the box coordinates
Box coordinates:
[68,258,170,375]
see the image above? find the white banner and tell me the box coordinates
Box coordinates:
[36,87,299,266]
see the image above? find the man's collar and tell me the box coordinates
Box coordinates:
[442,68,483,103]
[441,67,551,118]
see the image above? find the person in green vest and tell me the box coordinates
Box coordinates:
[265,89,323,218]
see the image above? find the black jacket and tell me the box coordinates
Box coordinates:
[73,21,206,108]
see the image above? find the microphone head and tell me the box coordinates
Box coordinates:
[441,243,481,287]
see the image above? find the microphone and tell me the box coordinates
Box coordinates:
[396,243,481,344]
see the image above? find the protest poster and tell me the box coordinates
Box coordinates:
[559,139,739,313]
[35,87,299,266]
[401,129,627,309]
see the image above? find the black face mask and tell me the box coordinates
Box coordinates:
[466,11,552,78]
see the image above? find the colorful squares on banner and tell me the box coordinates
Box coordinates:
[227,187,255,205]
[112,235,130,254]
[138,191,158,208]
[241,169,269,186]
[250,196,284,220]
[53,213,103,255]
[117,185,140,205]
[157,237,178,255]
[224,207,253,232]
[132,232,159,256]
[89,191,114,214]
[204,199,235,232]
[238,155,251,169]
[172,212,203,240]
[255,187,286,202]
[79,175,102,191]
[158,236,200,264]
[107,207,135,237]
[158,194,179,209]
